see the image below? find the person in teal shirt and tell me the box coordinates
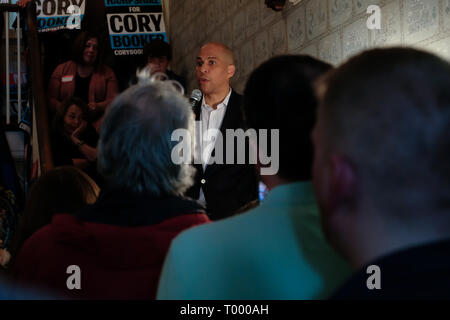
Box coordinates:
[157,55,351,300]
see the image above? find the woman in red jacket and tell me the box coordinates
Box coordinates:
[12,77,210,299]
[48,31,118,131]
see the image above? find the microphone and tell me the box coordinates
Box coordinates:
[190,89,202,109]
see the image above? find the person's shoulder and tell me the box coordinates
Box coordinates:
[58,60,76,70]
[228,89,244,116]
[96,64,116,77]
[16,223,54,261]
[230,88,243,100]
[171,220,220,248]
[26,224,53,242]
[26,213,76,237]
[176,212,210,225]
[52,60,75,75]
[172,208,260,250]
[166,70,183,82]
[156,212,210,237]
[225,89,245,123]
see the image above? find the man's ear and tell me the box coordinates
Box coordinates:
[327,154,359,216]
[227,64,236,79]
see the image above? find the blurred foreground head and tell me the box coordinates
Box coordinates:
[313,47,450,267]
[243,54,332,181]
[98,78,195,196]
[11,166,99,261]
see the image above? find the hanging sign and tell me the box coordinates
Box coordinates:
[105,0,167,56]
[35,0,85,32]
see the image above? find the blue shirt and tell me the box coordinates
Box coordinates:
[157,181,351,299]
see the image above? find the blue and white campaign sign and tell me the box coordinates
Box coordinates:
[35,0,85,32]
[105,0,167,56]
[4,0,84,31]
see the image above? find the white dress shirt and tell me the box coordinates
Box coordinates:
[197,89,232,204]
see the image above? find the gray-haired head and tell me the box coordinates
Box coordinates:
[98,78,195,196]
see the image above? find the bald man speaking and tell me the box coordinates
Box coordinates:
[185,42,258,220]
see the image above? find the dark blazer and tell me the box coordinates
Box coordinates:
[185,90,259,220]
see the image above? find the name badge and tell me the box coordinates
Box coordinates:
[62,75,74,83]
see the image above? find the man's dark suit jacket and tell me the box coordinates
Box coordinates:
[185,90,259,220]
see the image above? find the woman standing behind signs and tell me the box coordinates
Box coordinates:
[48,31,118,131]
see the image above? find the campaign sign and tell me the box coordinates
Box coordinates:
[105,0,167,56]
[35,0,85,32]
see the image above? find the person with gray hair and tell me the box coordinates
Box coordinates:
[98,77,192,196]
[312,47,450,299]
[9,78,210,299]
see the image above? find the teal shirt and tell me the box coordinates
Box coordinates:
[157,181,351,300]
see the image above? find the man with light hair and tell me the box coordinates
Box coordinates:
[11,79,209,299]
[312,47,450,298]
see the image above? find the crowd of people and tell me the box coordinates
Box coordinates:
[1,13,450,299]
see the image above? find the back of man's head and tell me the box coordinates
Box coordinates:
[243,55,332,181]
[98,79,195,196]
[317,48,450,223]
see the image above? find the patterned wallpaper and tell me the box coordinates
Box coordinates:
[168,0,450,94]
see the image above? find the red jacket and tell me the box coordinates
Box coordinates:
[12,192,209,299]
[48,60,118,112]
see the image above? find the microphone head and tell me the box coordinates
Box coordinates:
[190,89,202,103]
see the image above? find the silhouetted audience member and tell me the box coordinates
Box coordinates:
[5,166,99,270]
[48,31,118,131]
[51,97,101,184]
[12,77,209,299]
[312,48,450,299]
[157,55,351,300]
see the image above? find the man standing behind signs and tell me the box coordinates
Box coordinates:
[140,39,186,90]
[128,39,186,91]
[185,42,258,220]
